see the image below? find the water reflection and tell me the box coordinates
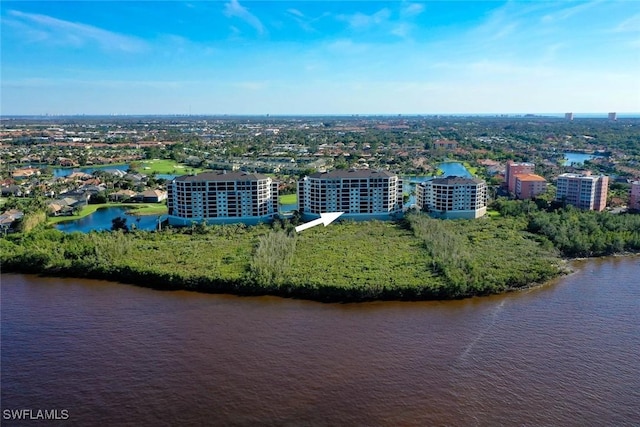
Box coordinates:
[55,207,160,233]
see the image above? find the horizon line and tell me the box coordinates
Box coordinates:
[2,112,640,119]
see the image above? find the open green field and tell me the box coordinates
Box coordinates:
[47,203,167,224]
[140,159,202,175]
[279,194,297,205]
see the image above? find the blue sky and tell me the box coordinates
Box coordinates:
[1,1,639,115]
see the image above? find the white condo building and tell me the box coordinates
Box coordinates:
[167,171,279,225]
[297,169,403,220]
[416,176,487,219]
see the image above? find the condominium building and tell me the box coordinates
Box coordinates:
[416,176,487,219]
[297,169,403,220]
[506,161,535,194]
[555,173,608,211]
[167,171,279,225]
[630,181,640,211]
[514,173,547,199]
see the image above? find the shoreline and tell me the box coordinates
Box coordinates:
[1,264,565,303]
[2,252,637,304]
[5,212,638,303]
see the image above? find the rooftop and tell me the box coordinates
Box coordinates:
[307,169,397,179]
[514,173,547,182]
[428,176,485,186]
[174,171,270,182]
[558,173,607,180]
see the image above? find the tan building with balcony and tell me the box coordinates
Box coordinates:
[297,169,403,221]
[167,171,279,225]
[416,176,487,219]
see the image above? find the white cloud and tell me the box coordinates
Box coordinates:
[339,8,391,30]
[401,3,425,18]
[541,0,604,24]
[6,10,147,52]
[391,23,411,39]
[612,14,640,33]
[223,0,266,36]
[287,8,304,19]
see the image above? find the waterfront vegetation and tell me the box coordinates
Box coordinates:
[8,202,639,301]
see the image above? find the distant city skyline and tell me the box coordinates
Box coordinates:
[1,1,639,115]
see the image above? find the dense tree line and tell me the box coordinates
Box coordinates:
[492,198,640,257]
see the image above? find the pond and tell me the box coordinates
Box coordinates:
[155,173,177,181]
[563,152,605,165]
[279,203,297,212]
[437,161,472,178]
[54,207,161,233]
[402,162,472,207]
[53,165,129,178]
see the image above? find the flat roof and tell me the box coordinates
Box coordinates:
[427,176,485,185]
[307,169,397,179]
[174,171,270,182]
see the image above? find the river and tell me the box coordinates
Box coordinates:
[2,256,639,426]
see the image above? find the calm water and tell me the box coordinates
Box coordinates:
[403,162,472,207]
[563,152,605,165]
[2,256,638,425]
[437,161,472,178]
[53,165,128,178]
[54,207,161,233]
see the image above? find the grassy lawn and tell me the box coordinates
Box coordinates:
[47,203,167,224]
[279,194,297,205]
[140,159,203,175]
[129,204,168,215]
[463,162,479,176]
[487,209,502,217]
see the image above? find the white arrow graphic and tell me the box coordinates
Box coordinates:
[295,212,344,233]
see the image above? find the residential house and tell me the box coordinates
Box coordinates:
[134,189,168,203]
[0,209,24,232]
[109,189,137,202]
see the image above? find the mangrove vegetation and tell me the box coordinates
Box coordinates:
[2,200,639,302]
